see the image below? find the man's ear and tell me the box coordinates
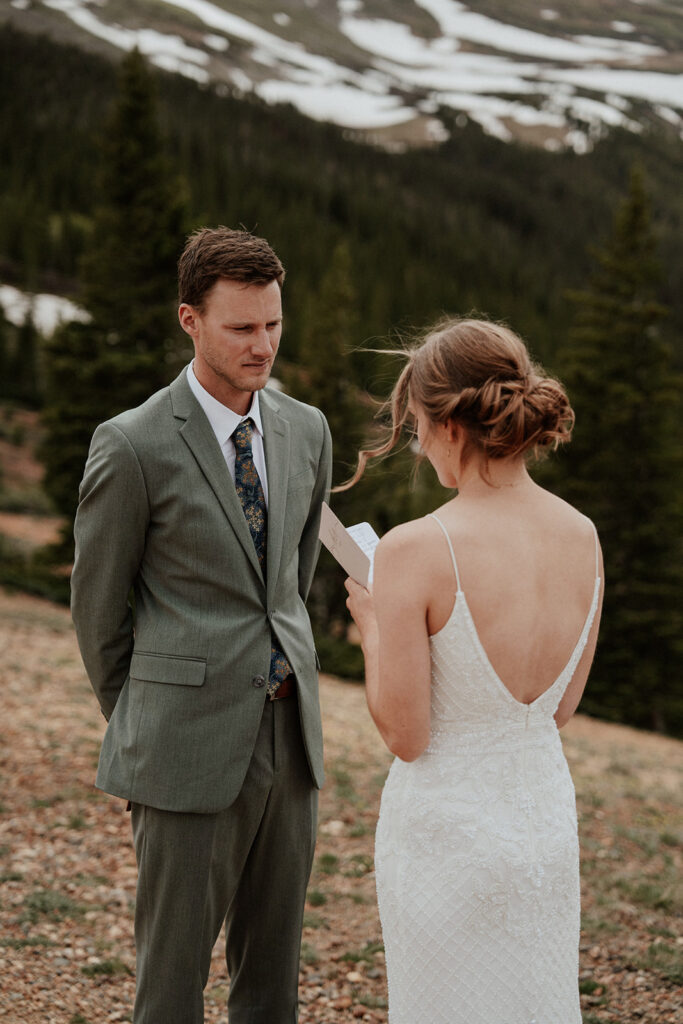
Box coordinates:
[178,303,199,338]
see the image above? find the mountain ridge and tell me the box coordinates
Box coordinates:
[5,0,683,151]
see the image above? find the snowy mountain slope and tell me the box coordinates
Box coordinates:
[5,0,683,150]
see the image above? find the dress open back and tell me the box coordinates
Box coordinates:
[374,512,601,1024]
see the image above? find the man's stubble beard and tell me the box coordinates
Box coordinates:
[205,354,273,395]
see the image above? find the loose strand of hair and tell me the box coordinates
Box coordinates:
[333,360,413,492]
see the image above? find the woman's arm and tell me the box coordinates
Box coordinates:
[345,524,433,761]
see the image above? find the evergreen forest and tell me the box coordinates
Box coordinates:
[1,25,681,735]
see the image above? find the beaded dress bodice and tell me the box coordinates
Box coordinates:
[374,513,600,1024]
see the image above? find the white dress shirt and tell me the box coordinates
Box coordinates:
[186,361,269,507]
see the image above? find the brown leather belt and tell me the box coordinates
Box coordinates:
[269,674,295,701]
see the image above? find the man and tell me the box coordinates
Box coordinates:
[71,227,332,1024]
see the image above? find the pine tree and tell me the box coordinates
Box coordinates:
[40,321,105,531]
[79,47,188,406]
[40,49,188,556]
[283,241,371,671]
[288,242,366,491]
[556,167,683,734]
[7,306,42,406]
[0,312,9,400]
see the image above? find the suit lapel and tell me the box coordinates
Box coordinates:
[171,370,265,585]
[260,388,290,604]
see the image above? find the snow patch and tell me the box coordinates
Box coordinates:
[411,0,662,61]
[342,17,444,65]
[0,285,90,337]
[255,79,415,129]
[542,67,683,108]
[565,129,591,154]
[43,0,211,81]
[204,33,229,52]
[574,33,659,58]
[425,117,450,142]
[230,68,253,93]
[654,105,682,125]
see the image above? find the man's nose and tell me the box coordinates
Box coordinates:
[251,328,273,354]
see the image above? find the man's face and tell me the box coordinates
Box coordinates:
[179,277,283,413]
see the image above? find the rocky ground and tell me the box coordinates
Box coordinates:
[0,587,681,1024]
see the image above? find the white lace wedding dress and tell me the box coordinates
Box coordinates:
[374,513,600,1024]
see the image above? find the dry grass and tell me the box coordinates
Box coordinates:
[0,587,681,1023]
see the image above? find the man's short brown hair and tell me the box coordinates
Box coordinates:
[178,226,285,310]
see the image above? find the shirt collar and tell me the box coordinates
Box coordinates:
[187,361,264,446]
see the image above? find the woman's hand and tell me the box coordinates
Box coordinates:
[344,577,378,653]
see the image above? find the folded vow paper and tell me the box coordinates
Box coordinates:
[318,501,380,588]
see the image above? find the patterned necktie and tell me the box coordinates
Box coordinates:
[233,418,292,697]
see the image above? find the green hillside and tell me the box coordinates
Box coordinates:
[2,23,683,369]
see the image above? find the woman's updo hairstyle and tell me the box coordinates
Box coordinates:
[338,317,574,490]
[410,317,574,464]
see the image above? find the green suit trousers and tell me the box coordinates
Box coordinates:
[131,693,317,1024]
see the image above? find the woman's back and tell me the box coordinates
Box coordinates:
[421,483,599,707]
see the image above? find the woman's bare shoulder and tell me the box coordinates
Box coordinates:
[536,487,597,538]
[376,514,448,564]
[378,517,429,553]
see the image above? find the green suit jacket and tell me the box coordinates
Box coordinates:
[71,367,332,813]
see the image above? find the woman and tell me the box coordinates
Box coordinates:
[344,317,604,1024]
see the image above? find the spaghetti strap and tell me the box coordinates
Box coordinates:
[589,519,600,579]
[428,513,462,593]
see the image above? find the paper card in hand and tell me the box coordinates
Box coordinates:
[318,501,380,588]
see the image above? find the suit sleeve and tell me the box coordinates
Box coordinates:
[71,422,150,720]
[298,408,332,602]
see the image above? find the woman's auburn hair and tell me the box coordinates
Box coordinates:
[338,317,575,490]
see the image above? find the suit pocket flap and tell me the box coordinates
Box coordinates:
[130,652,206,687]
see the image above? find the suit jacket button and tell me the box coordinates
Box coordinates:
[252,675,266,688]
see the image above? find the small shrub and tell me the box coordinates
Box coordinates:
[300,941,319,966]
[331,766,357,804]
[340,941,384,963]
[20,888,84,924]
[81,958,132,977]
[637,942,683,985]
[344,853,373,877]
[1,936,55,949]
[317,853,339,875]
